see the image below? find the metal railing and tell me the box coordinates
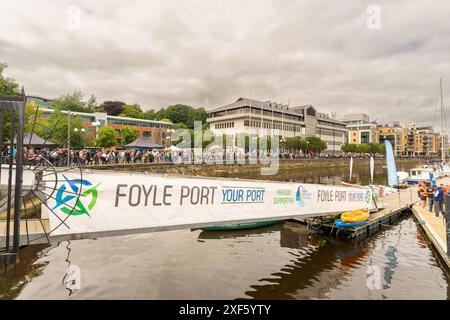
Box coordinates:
[0,90,26,265]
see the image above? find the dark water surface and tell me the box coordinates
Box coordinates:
[1,162,449,299]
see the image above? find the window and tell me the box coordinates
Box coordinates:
[360,131,370,144]
[143,131,152,137]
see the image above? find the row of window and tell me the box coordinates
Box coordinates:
[215,122,235,129]
[316,129,345,138]
[41,112,171,129]
[243,120,303,132]
[317,120,346,129]
[210,107,304,122]
[108,118,171,129]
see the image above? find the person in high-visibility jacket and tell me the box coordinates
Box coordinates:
[444,185,450,196]
[418,183,428,209]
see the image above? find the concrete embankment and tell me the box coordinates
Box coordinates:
[88,158,421,177]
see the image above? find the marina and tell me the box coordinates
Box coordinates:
[1,2,450,303]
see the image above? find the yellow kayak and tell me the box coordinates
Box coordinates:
[341,209,369,223]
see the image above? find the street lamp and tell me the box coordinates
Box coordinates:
[166,128,175,147]
[74,128,86,146]
[91,121,101,141]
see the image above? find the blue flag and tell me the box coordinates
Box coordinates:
[385,140,398,187]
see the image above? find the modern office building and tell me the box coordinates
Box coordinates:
[207,97,348,153]
[29,100,173,147]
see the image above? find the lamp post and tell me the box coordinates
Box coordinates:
[91,121,101,142]
[74,128,86,147]
[67,111,71,167]
[166,128,175,147]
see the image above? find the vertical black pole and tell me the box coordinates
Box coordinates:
[13,100,24,254]
[445,195,450,259]
[0,110,4,182]
[6,109,15,252]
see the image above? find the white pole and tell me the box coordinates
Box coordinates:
[440,79,446,163]
[271,103,274,138]
[349,156,353,182]
[67,111,71,167]
[370,156,375,185]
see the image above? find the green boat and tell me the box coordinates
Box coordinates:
[201,220,281,231]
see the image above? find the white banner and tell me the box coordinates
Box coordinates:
[349,157,353,182]
[44,171,372,236]
[370,156,375,185]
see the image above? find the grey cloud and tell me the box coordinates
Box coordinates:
[1,0,450,130]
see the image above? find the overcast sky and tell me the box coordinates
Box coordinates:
[1,0,450,128]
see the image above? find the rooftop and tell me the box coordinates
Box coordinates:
[209,97,345,125]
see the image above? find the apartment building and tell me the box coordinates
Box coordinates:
[340,113,377,145]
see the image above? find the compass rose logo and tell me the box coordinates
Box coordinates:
[53,175,100,217]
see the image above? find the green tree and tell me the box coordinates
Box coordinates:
[1,103,43,144]
[342,143,359,153]
[367,143,379,155]
[305,136,327,153]
[52,91,96,113]
[118,104,144,119]
[156,104,207,129]
[0,65,47,141]
[281,136,306,152]
[143,109,157,120]
[97,100,126,115]
[0,63,20,96]
[119,127,139,145]
[357,144,370,154]
[36,107,84,148]
[96,126,118,148]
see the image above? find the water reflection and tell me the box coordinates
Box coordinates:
[197,224,283,240]
[243,223,368,299]
[0,243,51,300]
[235,161,419,186]
[1,159,448,299]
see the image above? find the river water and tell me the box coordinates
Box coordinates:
[1,161,449,299]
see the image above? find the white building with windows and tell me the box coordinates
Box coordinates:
[207,97,348,153]
[340,113,377,145]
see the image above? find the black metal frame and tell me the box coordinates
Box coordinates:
[0,90,25,265]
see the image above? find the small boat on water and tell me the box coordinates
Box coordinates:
[335,218,368,228]
[397,171,409,183]
[406,166,436,185]
[335,208,370,228]
[341,209,369,223]
[201,220,281,231]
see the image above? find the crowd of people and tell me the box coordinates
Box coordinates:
[418,181,449,218]
[0,143,443,168]
[1,146,174,166]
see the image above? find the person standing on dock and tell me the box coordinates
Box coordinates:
[427,183,435,213]
[432,185,445,218]
[418,183,428,209]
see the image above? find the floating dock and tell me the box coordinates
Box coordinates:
[412,204,450,269]
[306,183,418,240]
[307,178,450,269]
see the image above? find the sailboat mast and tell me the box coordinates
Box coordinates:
[440,79,445,162]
